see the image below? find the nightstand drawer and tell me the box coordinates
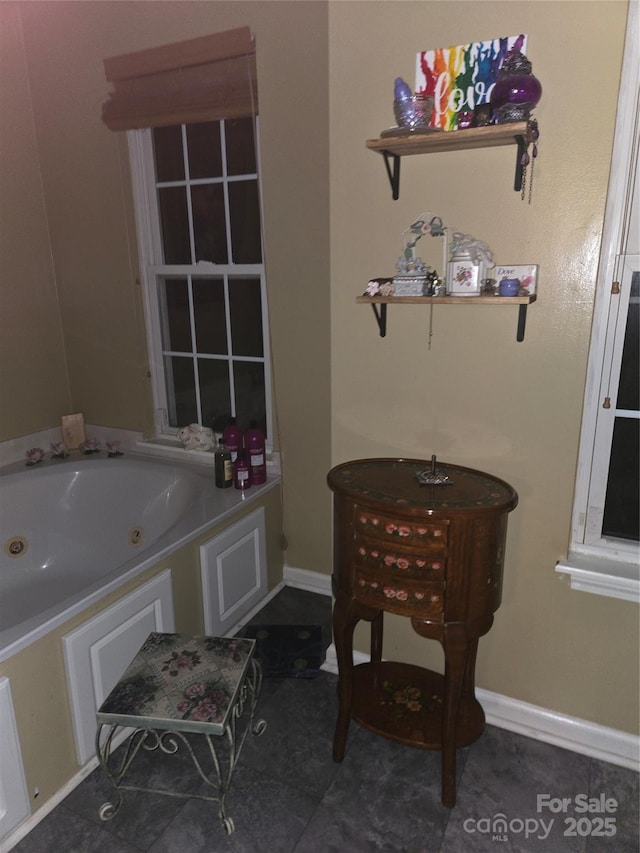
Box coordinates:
[354,507,448,551]
[354,535,445,580]
[354,568,444,618]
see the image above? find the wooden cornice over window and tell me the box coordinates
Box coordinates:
[102,26,257,131]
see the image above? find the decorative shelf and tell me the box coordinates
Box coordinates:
[356,294,537,341]
[366,121,532,199]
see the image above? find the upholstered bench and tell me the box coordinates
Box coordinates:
[95,632,265,835]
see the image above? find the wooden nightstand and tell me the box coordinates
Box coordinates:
[327,457,518,807]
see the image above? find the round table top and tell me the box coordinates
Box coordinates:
[327,457,518,517]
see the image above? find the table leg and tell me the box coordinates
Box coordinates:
[441,625,469,808]
[370,610,383,663]
[332,593,359,762]
[459,637,480,730]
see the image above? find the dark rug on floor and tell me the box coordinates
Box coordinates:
[243,624,324,678]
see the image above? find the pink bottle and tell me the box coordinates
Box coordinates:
[222,417,243,464]
[245,420,266,485]
[233,452,250,490]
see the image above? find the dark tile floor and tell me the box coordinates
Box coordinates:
[11,587,639,852]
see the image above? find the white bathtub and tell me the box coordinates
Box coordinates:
[0,452,273,662]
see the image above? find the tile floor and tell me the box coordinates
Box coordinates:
[11,587,639,852]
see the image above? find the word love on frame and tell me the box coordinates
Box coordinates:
[415,35,527,131]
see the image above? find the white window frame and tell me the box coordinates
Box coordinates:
[556,1,639,602]
[127,122,273,447]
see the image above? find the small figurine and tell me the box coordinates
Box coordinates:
[50,441,69,459]
[393,77,433,129]
[449,232,495,269]
[25,447,45,466]
[177,424,215,452]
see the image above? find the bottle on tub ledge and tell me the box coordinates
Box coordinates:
[214,436,233,488]
[222,416,243,464]
[245,420,267,485]
[233,451,251,491]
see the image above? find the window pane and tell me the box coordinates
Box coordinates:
[229,277,263,356]
[191,184,227,263]
[198,358,231,430]
[159,277,191,352]
[234,361,266,436]
[228,180,261,263]
[225,118,256,175]
[153,126,184,182]
[186,121,222,179]
[158,187,191,264]
[165,355,197,427]
[193,278,227,354]
[602,417,640,541]
[616,272,639,411]
[139,119,269,442]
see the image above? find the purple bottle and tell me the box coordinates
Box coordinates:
[245,420,266,485]
[222,417,243,464]
[233,452,250,491]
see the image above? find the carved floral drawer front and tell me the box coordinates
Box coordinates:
[354,569,444,618]
[354,508,448,552]
[353,536,445,580]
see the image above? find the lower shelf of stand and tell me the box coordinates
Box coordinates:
[351,661,485,750]
[356,294,537,341]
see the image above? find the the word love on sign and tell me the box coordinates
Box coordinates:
[415,35,527,131]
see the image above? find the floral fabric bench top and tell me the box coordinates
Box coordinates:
[97,632,256,736]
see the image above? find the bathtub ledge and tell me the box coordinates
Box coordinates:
[133,438,282,476]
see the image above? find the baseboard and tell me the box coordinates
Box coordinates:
[322,645,639,772]
[0,756,99,853]
[283,564,332,596]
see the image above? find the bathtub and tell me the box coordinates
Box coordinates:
[0,452,274,663]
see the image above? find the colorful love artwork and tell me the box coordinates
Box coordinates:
[415,35,527,131]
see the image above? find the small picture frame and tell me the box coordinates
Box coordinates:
[61,412,86,449]
[494,264,539,295]
[447,260,482,296]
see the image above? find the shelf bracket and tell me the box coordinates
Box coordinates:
[382,152,401,200]
[516,304,528,342]
[514,134,526,192]
[371,302,387,337]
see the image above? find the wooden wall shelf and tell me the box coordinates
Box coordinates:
[356,294,537,341]
[366,121,532,199]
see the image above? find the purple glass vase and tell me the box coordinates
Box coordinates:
[491,45,542,123]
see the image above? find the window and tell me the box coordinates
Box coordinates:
[557,3,639,601]
[577,254,639,556]
[130,118,271,438]
[592,262,639,545]
[101,27,272,442]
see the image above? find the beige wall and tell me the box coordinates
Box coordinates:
[0,3,71,437]
[6,0,332,573]
[329,0,638,734]
[1,0,637,744]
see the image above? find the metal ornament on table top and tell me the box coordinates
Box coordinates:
[416,455,453,486]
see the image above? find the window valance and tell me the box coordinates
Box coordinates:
[102,26,257,131]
